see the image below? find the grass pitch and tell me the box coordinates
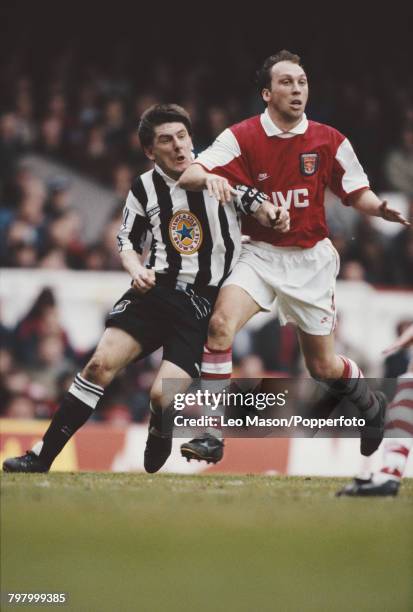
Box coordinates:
[1,474,412,612]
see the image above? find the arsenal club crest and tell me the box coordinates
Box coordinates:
[300,153,319,176]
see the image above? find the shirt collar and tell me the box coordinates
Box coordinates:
[154,163,179,187]
[260,108,308,137]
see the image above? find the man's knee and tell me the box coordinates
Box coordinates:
[82,353,116,387]
[208,311,236,348]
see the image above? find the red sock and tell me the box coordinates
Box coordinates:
[201,345,232,438]
[201,345,232,380]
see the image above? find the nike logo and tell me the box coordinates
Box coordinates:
[257,173,270,181]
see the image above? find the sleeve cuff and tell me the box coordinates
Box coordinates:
[344,185,370,205]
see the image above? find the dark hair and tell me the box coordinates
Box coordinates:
[138,103,192,148]
[256,50,302,93]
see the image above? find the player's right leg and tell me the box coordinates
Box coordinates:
[181,283,262,464]
[3,327,142,473]
[144,359,193,473]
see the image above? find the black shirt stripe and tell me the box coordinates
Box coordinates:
[129,214,149,253]
[186,191,212,289]
[152,170,181,281]
[217,206,235,286]
[131,176,149,212]
[148,236,157,268]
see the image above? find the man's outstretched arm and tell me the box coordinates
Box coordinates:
[178,163,237,203]
[349,189,411,227]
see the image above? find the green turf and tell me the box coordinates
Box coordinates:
[1,474,412,612]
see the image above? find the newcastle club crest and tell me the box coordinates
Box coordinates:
[300,152,319,176]
[169,210,203,254]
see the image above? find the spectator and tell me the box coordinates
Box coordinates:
[340,260,366,282]
[15,90,37,147]
[27,334,77,403]
[39,116,64,157]
[383,319,413,378]
[112,163,133,201]
[384,124,413,200]
[386,225,413,287]
[44,209,86,268]
[4,394,36,419]
[13,288,74,366]
[45,177,73,219]
[252,319,301,375]
[0,112,23,187]
[103,98,127,150]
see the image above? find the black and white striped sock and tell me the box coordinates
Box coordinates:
[37,373,104,467]
[69,373,104,409]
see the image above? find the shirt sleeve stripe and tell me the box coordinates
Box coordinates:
[335,138,369,194]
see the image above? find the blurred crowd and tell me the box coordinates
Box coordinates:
[0,44,412,422]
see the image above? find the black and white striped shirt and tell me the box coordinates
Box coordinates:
[117,164,242,288]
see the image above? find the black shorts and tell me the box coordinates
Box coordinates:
[105,284,218,378]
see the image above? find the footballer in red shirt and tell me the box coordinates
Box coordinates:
[179,50,410,466]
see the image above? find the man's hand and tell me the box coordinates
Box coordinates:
[254,201,290,232]
[120,250,155,293]
[206,174,238,203]
[379,201,411,227]
[350,189,411,227]
[132,268,156,294]
[383,324,413,356]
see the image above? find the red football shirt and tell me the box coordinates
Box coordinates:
[195,111,370,248]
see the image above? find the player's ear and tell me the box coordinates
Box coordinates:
[144,145,155,161]
[262,88,271,103]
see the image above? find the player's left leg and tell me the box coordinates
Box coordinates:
[298,330,387,456]
[3,327,142,473]
[258,237,386,455]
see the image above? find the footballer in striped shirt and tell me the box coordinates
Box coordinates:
[3,103,289,475]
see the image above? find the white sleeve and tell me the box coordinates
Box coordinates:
[335,138,370,194]
[195,128,241,170]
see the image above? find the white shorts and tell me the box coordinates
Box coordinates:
[223,238,340,336]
